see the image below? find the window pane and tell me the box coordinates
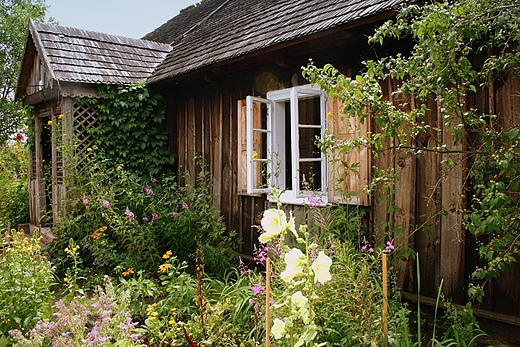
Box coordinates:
[298,96,321,125]
[299,161,322,191]
[299,127,321,159]
[252,160,269,190]
[252,131,268,160]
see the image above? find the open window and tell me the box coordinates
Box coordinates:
[238,84,370,206]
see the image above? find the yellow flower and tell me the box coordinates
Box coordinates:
[99,226,107,232]
[64,277,69,283]
[311,251,333,284]
[280,248,305,282]
[91,231,100,239]
[158,264,171,273]
[162,250,172,259]
[47,120,53,125]
[252,152,259,159]
[327,111,332,118]
[58,114,64,119]
[87,147,92,152]
[169,319,175,325]
[271,318,286,340]
[122,268,134,277]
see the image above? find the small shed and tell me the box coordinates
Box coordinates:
[16,20,171,226]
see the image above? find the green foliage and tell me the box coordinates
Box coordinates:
[0,0,48,141]
[50,152,237,279]
[0,231,54,341]
[9,276,143,347]
[465,127,520,301]
[77,83,174,178]
[0,136,29,229]
[303,0,520,304]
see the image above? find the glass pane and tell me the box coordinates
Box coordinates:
[298,96,321,125]
[299,161,322,191]
[252,99,269,130]
[299,127,321,159]
[252,160,269,190]
[252,131,268,160]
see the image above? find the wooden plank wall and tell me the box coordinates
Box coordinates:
[166,72,519,316]
[169,84,266,258]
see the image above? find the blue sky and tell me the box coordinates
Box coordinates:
[44,0,198,38]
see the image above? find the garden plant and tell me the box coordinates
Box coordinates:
[2,0,519,346]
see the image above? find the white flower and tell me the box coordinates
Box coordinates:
[291,291,308,309]
[259,209,298,243]
[271,318,286,340]
[280,248,305,282]
[311,251,332,284]
[259,209,286,243]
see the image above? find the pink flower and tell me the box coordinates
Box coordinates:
[182,203,189,210]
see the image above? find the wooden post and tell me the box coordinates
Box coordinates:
[382,253,389,347]
[265,257,271,347]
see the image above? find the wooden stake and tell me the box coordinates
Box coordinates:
[265,258,271,347]
[382,252,389,347]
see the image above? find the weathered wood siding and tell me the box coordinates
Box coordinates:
[162,64,520,319]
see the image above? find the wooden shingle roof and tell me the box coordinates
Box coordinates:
[144,0,403,83]
[29,20,171,85]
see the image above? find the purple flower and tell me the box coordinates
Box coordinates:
[361,245,367,251]
[252,283,265,295]
[305,196,323,209]
[182,202,189,210]
[144,187,153,195]
[102,200,110,208]
[101,212,107,218]
[385,241,395,251]
[150,177,158,183]
[124,208,135,220]
[82,198,90,205]
[152,213,159,221]
[142,216,149,222]
[369,247,374,253]
[172,212,179,217]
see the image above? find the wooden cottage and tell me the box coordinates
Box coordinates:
[16,20,171,226]
[17,0,520,336]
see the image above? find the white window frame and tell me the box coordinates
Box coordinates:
[246,85,328,205]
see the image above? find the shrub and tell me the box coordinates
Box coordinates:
[0,137,29,230]
[9,276,143,347]
[0,231,54,341]
[50,153,237,279]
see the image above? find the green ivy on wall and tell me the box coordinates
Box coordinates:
[78,83,175,178]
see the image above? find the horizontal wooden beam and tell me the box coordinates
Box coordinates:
[401,291,520,327]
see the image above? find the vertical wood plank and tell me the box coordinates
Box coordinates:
[439,105,466,303]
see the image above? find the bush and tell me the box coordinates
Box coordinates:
[0,231,54,341]
[0,137,29,230]
[50,153,237,279]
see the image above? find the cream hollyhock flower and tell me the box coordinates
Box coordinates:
[311,251,332,284]
[291,291,308,309]
[271,318,286,340]
[259,209,297,243]
[280,248,305,282]
[259,209,286,243]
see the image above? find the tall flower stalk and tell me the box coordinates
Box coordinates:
[258,189,332,347]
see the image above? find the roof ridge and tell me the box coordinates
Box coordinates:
[170,0,232,46]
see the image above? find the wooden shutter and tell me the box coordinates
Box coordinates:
[327,97,371,206]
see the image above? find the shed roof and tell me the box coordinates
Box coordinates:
[28,20,171,85]
[144,0,403,83]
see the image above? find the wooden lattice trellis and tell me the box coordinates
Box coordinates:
[72,101,100,168]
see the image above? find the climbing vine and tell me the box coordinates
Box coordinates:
[78,83,174,177]
[303,0,520,302]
